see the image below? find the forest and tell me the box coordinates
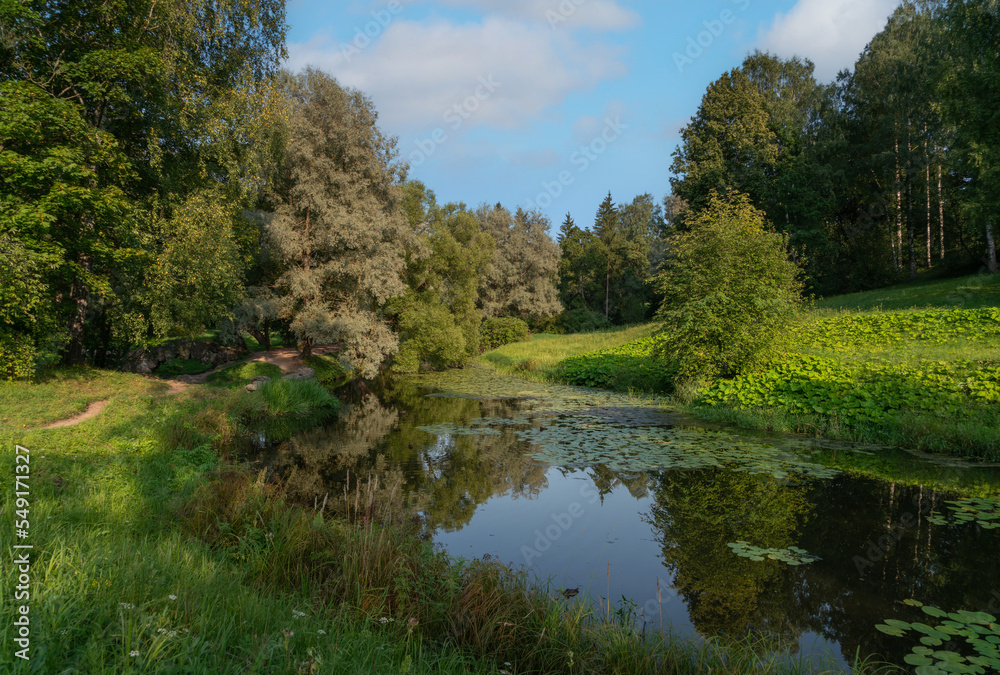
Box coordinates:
[2,0,998,383]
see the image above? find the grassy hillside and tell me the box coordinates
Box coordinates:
[482,273,1000,460]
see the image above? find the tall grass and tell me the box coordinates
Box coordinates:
[254,378,341,417]
[177,469,879,674]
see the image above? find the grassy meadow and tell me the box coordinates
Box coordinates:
[482,272,1000,461]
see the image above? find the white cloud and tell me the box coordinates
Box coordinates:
[413,0,640,31]
[286,17,627,133]
[757,0,901,81]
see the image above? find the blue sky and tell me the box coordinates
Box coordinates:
[284,0,900,231]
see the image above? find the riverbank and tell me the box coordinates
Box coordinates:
[482,273,1000,462]
[2,364,881,673]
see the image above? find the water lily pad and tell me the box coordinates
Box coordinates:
[727,541,820,566]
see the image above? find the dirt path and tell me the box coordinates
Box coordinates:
[44,400,110,429]
[41,345,341,429]
[173,345,340,385]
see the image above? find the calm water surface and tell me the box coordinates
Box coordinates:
[243,368,1000,672]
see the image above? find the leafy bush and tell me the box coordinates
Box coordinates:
[394,299,469,373]
[480,317,530,352]
[560,336,678,392]
[556,308,612,334]
[156,358,213,376]
[652,190,803,378]
[0,335,35,381]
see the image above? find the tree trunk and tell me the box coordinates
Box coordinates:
[987,219,998,275]
[909,225,917,280]
[895,138,903,270]
[938,164,945,260]
[301,336,313,359]
[925,149,932,268]
[605,268,610,321]
[263,319,271,351]
[63,277,89,364]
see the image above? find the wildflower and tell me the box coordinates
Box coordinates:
[283,628,294,639]
[379,617,394,624]
[129,650,139,657]
[119,602,134,610]
[168,595,177,601]
[292,610,306,618]
[157,628,167,634]
[317,629,326,635]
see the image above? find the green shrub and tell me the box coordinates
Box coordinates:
[0,335,35,381]
[480,317,530,352]
[394,299,469,372]
[652,190,803,378]
[157,357,213,376]
[556,308,612,334]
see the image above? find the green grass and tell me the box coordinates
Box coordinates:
[206,361,284,388]
[813,270,1000,312]
[303,353,352,389]
[1,368,881,674]
[156,357,215,376]
[480,323,658,383]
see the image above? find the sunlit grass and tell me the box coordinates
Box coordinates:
[480,323,658,382]
[812,271,1000,312]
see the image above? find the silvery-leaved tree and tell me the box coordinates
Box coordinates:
[267,69,412,377]
[476,204,562,321]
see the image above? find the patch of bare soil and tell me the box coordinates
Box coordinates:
[44,400,110,429]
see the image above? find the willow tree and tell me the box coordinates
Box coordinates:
[476,204,562,320]
[268,69,411,377]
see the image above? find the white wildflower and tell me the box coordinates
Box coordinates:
[129,650,139,657]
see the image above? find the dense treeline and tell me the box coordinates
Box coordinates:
[670,0,1000,295]
[2,0,998,381]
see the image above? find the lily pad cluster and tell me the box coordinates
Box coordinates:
[409,366,844,480]
[927,498,1000,530]
[726,541,820,566]
[875,599,1000,674]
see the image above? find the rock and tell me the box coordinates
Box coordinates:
[245,376,272,392]
[120,338,249,374]
[282,367,316,381]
